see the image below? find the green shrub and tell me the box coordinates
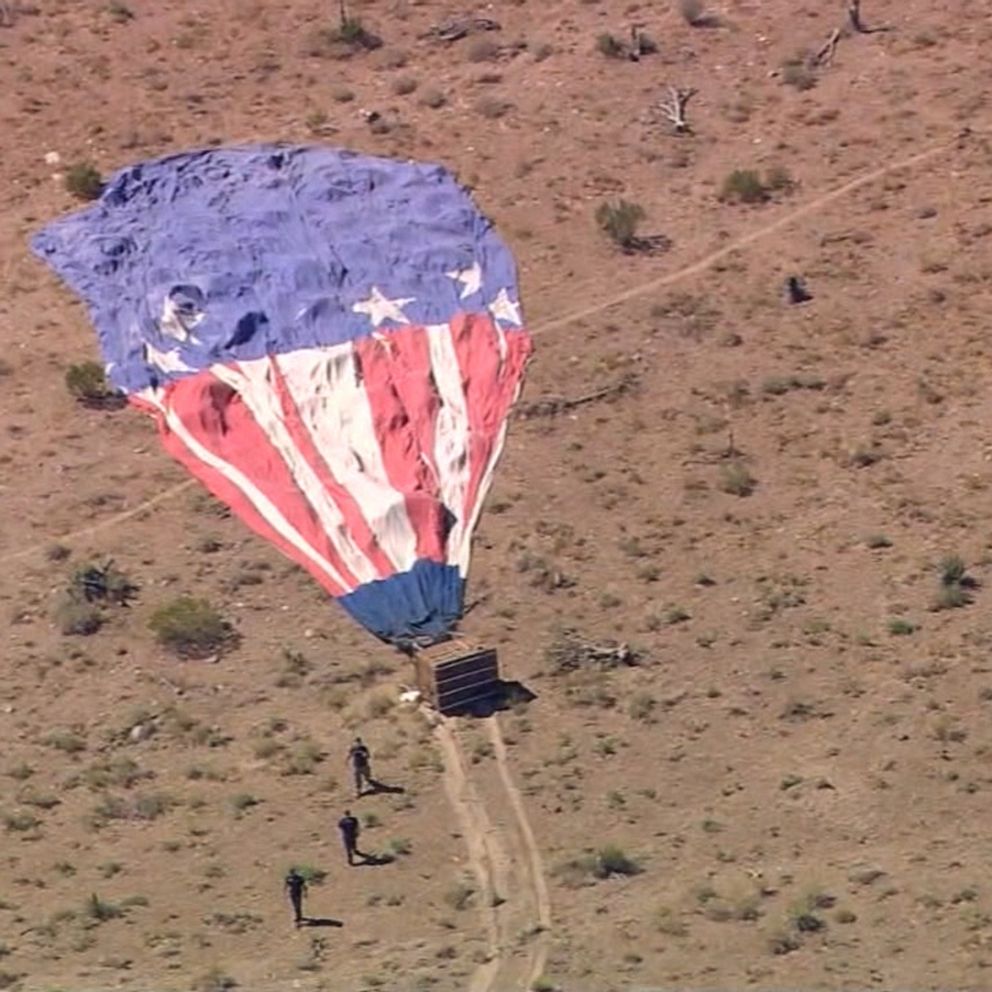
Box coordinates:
[939,555,967,586]
[595,845,641,878]
[720,169,769,204]
[107,1,134,22]
[230,793,260,814]
[781,59,816,90]
[4,811,40,833]
[596,200,646,251]
[45,730,86,753]
[193,967,237,992]
[336,17,378,47]
[85,893,123,921]
[888,618,917,636]
[719,461,756,496]
[934,583,970,611]
[64,361,119,408]
[677,0,705,24]
[149,596,232,658]
[595,33,625,58]
[65,163,104,201]
[307,17,382,57]
[53,594,103,636]
[287,863,327,884]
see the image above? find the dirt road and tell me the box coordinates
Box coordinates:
[435,713,551,992]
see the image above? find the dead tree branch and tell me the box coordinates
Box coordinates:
[515,373,639,420]
[811,27,841,67]
[847,0,891,35]
[847,0,865,33]
[660,86,697,134]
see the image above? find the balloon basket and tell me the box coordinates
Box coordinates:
[412,638,501,716]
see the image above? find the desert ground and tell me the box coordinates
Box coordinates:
[3,0,992,989]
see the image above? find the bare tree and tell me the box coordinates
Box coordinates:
[660,86,697,134]
[847,0,865,33]
[811,27,841,67]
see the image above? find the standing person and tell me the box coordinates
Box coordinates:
[347,736,372,797]
[338,809,362,866]
[284,867,307,927]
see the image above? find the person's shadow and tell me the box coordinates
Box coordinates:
[360,778,405,797]
[353,851,393,867]
[301,917,343,928]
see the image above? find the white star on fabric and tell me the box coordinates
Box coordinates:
[446,261,483,300]
[487,288,522,326]
[144,341,194,374]
[352,287,415,327]
[159,296,203,344]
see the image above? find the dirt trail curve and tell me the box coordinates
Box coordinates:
[434,713,551,992]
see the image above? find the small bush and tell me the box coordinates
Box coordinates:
[391,75,418,95]
[64,361,119,408]
[149,596,232,658]
[476,96,511,119]
[287,863,326,885]
[596,199,646,251]
[65,162,104,201]
[719,461,756,496]
[85,893,123,921]
[4,811,40,833]
[939,555,967,587]
[444,881,475,910]
[931,555,975,611]
[283,740,323,776]
[677,0,705,24]
[337,17,379,47]
[107,1,134,22]
[781,58,816,91]
[45,730,86,753]
[865,534,892,549]
[231,793,260,814]
[594,845,641,878]
[934,583,971,611]
[388,837,413,856]
[888,618,917,636]
[134,792,174,820]
[720,170,769,204]
[765,165,794,192]
[467,37,500,62]
[419,87,446,109]
[53,594,103,636]
[628,694,656,721]
[194,968,238,992]
[595,33,625,58]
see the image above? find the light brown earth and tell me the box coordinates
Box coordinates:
[3,0,992,990]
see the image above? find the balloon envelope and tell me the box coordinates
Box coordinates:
[33,145,531,643]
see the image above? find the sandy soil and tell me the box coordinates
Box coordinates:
[3,0,992,989]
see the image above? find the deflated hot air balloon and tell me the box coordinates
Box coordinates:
[32,145,532,645]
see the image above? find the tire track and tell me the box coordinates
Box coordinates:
[434,713,551,992]
[486,715,552,990]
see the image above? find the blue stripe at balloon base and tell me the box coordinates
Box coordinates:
[337,560,464,643]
